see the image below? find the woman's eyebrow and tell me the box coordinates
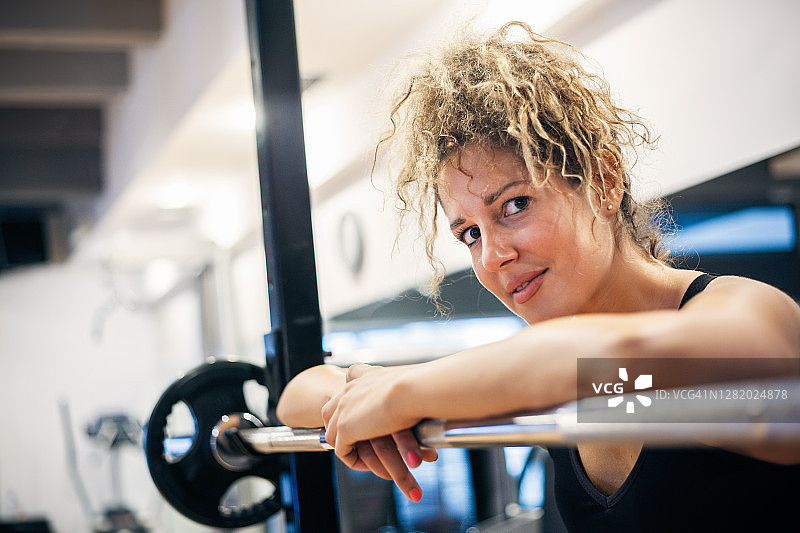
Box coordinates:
[449,217,466,232]
[483,179,529,205]
[448,179,530,232]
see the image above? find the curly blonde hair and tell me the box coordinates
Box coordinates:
[376,21,665,301]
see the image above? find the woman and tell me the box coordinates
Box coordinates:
[278,22,800,531]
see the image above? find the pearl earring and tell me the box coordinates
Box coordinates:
[607,204,613,210]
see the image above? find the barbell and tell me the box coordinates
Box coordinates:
[144,359,800,529]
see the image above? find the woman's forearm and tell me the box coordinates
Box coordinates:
[276,364,346,427]
[396,301,800,424]
[396,316,615,421]
[291,280,799,430]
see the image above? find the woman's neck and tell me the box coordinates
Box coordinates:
[582,246,692,315]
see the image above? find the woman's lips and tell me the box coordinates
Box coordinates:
[510,269,547,305]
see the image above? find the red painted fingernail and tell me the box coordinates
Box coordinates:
[409,488,422,502]
[406,451,420,467]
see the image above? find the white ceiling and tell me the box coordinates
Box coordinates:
[294,0,463,80]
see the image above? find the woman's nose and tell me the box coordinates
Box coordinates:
[481,229,517,271]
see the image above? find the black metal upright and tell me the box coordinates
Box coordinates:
[245,1,340,531]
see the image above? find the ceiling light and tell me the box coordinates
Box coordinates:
[157,181,196,210]
[223,101,256,131]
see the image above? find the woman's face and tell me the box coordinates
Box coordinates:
[438,145,617,324]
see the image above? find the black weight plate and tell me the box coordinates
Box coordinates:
[145,359,284,528]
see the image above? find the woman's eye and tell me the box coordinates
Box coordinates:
[461,226,481,246]
[504,196,530,216]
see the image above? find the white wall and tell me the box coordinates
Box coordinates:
[312,166,473,320]
[0,262,166,530]
[581,0,800,196]
[0,259,271,532]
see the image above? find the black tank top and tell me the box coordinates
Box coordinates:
[548,273,800,532]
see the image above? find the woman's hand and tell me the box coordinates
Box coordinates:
[322,363,437,501]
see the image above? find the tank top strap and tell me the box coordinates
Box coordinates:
[678,273,719,309]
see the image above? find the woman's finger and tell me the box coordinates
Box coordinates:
[322,400,338,446]
[392,429,425,468]
[350,441,391,479]
[420,447,439,463]
[392,429,439,468]
[368,436,423,502]
[321,400,333,428]
[345,362,376,382]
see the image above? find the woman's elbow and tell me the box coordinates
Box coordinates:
[274,364,346,427]
[274,379,315,427]
[275,394,293,426]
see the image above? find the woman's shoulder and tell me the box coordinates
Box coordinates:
[681,272,797,308]
[681,273,800,347]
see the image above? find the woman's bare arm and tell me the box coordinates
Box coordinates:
[393,277,799,421]
[276,364,346,427]
[323,277,800,464]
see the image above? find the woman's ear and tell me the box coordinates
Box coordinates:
[596,150,624,217]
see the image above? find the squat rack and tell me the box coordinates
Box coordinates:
[246,1,339,530]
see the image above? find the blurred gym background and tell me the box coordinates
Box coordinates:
[0,0,798,531]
